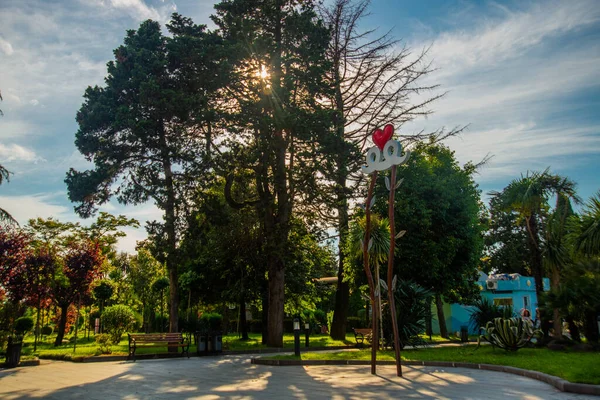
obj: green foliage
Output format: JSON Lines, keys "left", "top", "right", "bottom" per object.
{"left": 489, "top": 169, "right": 579, "bottom": 298}
{"left": 543, "top": 259, "right": 600, "bottom": 342}
{"left": 469, "top": 297, "right": 514, "bottom": 333}
{"left": 313, "top": 309, "right": 327, "bottom": 325}
{"left": 569, "top": 191, "right": 600, "bottom": 256}
{"left": 383, "top": 281, "right": 432, "bottom": 349}
{"left": 41, "top": 325, "right": 53, "bottom": 335}
{"left": 374, "top": 143, "right": 484, "bottom": 304}
{"left": 93, "top": 280, "right": 114, "bottom": 304}
{"left": 199, "top": 312, "right": 223, "bottom": 332}
{"left": 479, "top": 317, "right": 537, "bottom": 351}
{"left": 485, "top": 195, "right": 533, "bottom": 275}
{"left": 151, "top": 277, "right": 169, "bottom": 293}
{"left": 95, "top": 333, "right": 113, "bottom": 354}
{"left": 101, "top": 305, "right": 136, "bottom": 344}
{"left": 14, "top": 317, "right": 34, "bottom": 334}
{"left": 213, "top": 0, "right": 334, "bottom": 347}
{"left": 344, "top": 214, "right": 391, "bottom": 285}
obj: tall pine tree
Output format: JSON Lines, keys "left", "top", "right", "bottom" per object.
{"left": 213, "top": 0, "right": 333, "bottom": 346}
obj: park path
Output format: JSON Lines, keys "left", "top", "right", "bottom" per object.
{"left": 0, "top": 354, "right": 596, "bottom": 399}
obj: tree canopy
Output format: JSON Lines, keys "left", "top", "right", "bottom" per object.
{"left": 372, "top": 142, "right": 484, "bottom": 337}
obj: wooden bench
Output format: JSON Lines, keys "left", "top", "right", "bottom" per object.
{"left": 353, "top": 328, "right": 373, "bottom": 347}
{"left": 127, "top": 333, "right": 190, "bottom": 362}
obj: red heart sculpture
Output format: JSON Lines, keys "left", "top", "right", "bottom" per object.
{"left": 383, "top": 124, "right": 394, "bottom": 140}
{"left": 372, "top": 125, "right": 393, "bottom": 150}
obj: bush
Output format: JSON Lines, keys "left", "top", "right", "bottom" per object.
{"left": 479, "top": 317, "right": 538, "bottom": 351}
{"left": 95, "top": 333, "right": 112, "bottom": 354}
{"left": 469, "top": 297, "right": 514, "bottom": 333}
{"left": 101, "top": 305, "right": 136, "bottom": 344}
{"left": 0, "top": 330, "right": 9, "bottom": 352}
{"left": 313, "top": 309, "right": 327, "bottom": 325}
{"left": 14, "top": 317, "right": 34, "bottom": 334}
{"left": 248, "top": 319, "right": 262, "bottom": 333}
{"left": 382, "top": 280, "right": 432, "bottom": 349}
{"left": 41, "top": 325, "right": 54, "bottom": 336}
{"left": 199, "top": 313, "right": 223, "bottom": 333}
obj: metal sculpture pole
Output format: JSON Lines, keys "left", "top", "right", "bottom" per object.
{"left": 361, "top": 124, "right": 409, "bottom": 377}
{"left": 363, "top": 171, "right": 378, "bottom": 375}
{"left": 387, "top": 164, "right": 403, "bottom": 377}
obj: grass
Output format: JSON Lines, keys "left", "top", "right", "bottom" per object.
{"left": 224, "top": 333, "right": 353, "bottom": 351}
{"left": 13, "top": 331, "right": 354, "bottom": 360}
{"left": 269, "top": 345, "right": 600, "bottom": 385}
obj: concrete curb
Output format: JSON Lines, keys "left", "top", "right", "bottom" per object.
{"left": 0, "top": 358, "right": 40, "bottom": 368}
{"left": 250, "top": 358, "right": 600, "bottom": 396}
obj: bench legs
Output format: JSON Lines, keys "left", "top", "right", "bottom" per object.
{"left": 128, "top": 344, "right": 137, "bottom": 362}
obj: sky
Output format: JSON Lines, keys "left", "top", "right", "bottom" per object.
{"left": 0, "top": 0, "right": 598, "bottom": 253}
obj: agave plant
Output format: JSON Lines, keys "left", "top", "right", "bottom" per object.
{"left": 479, "top": 317, "right": 538, "bottom": 351}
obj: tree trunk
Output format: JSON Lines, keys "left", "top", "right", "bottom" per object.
{"left": 159, "top": 123, "right": 179, "bottom": 336}
{"left": 526, "top": 216, "right": 545, "bottom": 303}
{"left": 330, "top": 176, "right": 350, "bottom": 339}
{"left": 330, "top": 53, "right": 351, "bottom": 340}
{"left": 54, "top": 304, "right": 69, "bottom": 346}
{"left": 239, "top": 296, "right": 248, "bottom": 340}
{"left": 526, "top": 215, "right": 549, "bottom": 339}
{"left": 266, "top": 256, "right": 285, "bottom": 347}
{"left": 425, "top": 298, "right": 433, "bottom": 338}
{"left": 435, "top": 293, "right": 448, "bottom": 339}
{"left": 551, "top": 268, "right": 562, "bottom": 338}
{"left": 261, "top": 280, "right": 269, "bottom": 345}
{"left": 34, "top": 298, "right": 41, "bottom": 352}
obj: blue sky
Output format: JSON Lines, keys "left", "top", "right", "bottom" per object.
{"left": 0, "top": 0, "right": 599, "bottom": 252}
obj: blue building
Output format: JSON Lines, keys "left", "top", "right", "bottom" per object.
{"left": 432, "top": 272, "right": 551, "bottom": 335}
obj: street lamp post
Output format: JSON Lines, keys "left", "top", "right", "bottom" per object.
{"left": 305, "top": 323, "right": 310, "bottom": 348}
{"left": 293, "top": 318, "right": 300, "bottom": 356}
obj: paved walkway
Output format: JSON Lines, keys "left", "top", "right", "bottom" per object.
{"left": 0, "top": 355, "right": 596, "bottom": 399}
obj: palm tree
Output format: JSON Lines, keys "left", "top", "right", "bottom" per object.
{"left": 0, "top": 164, "right": 18, "bottom": 226}
{"left": 490, "top": 169, "right": 579, "bottom": 337}
{"left": 569, "top": 191, "right": 600, "bottom": 256}
{"left": 348, "top": 214, "right": 390, "bottom": 344}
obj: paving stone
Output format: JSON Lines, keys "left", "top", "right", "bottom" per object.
{"left": 0, "top": 355, "right": 597, "bottom": 399}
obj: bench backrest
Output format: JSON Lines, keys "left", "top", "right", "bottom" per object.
{"left": 353, "top": 328, "right": 372, "bottom": 335}
{"left": 129, "top": 333, "right": 183, "bottom": 342}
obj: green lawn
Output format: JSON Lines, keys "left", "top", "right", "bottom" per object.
{"left": 269, "top": 345, "right": 600, "bottom": 385}
{"left": 224, "top": 332, "right": 353, "bottom": 350}
{"left": 14, "top": 331, "right": 354, "bottom": 360}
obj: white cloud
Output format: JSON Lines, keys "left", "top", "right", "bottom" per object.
{"left": 0, "top": 143, "right": 44, "bottom": 163}
{"left": 427, "top": 0, "right": 600, "bottom": 79}
{"left": 0, "top": 37, "right": 13, "bottom": 55}
{"left": 0, "top": 120, "right": 36, "bottom": 140}
{"left": 114, "top": 226, "right": 148, "bottom": 253}
{"left": 403, "top": 0, "right": 600, "bottom": 187}
{"left": 0, "top": 193, "right": 72, "bottom": 225}
{"left": 107, "top": 0, "right": 160, "bottom": 20}
{"left": 0, "top": 191, "right": 161, "bottom": 253}
{"left": 447, "top": 124, "right": 600, "bottom": 181}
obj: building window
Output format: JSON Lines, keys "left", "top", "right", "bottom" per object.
{"left": 493, "top": 298, "right": 513, "bottom": 306}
